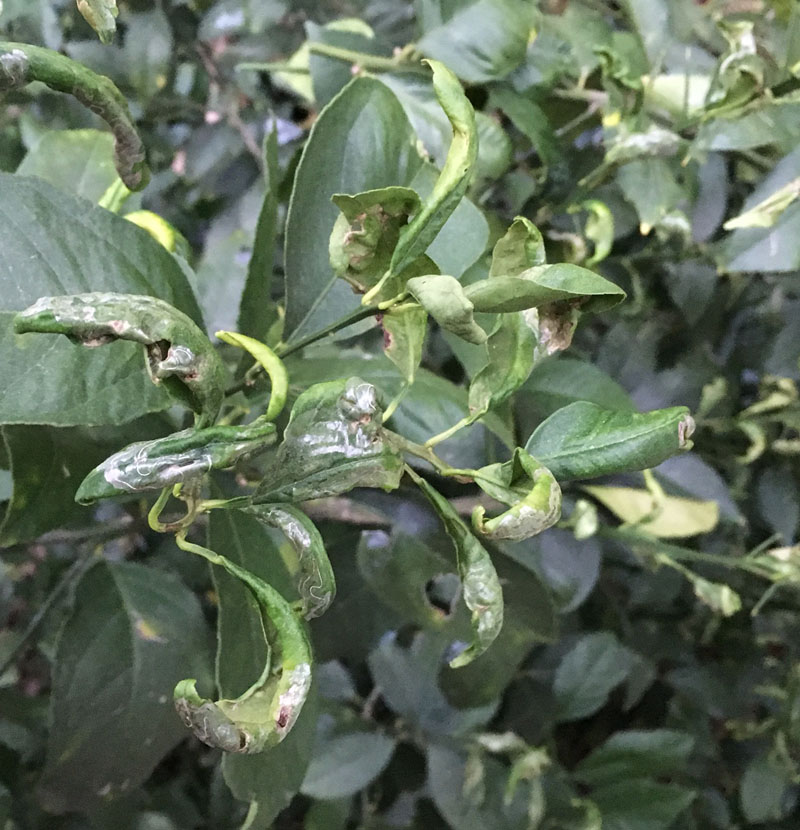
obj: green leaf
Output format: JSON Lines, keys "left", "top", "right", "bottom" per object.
{"left": 525, "top": 402, "right": 695, "bottom": 481}
{"left": 591, "top": 780, "right": 695, "bottom": 830}
{"left": 37, "top": 560, "right": 212, "bottom": 814}
{"left": 416, "top": 0, "right": 532, "bottom": 84}
{"left": 329, "top": 186, "right": 421, "bottom": 293}
{"left": 554, "top": 632, "right": 635, "bottom": 721}
{"left": 389, "top": 60, "right": 478, "bottom": 276}
{"left": 254, "top": 378, "right": 405, "bottom": 503}
{"left": 0, "top": 176, "right": 203, "bottom": 426}
{"left": 489, "top": 216, "right": 546, "bottom": 277}
{"left": 301, "top": 732, "right": 396, "bottom": 799}
{"left": 406, "top": 274, "right": 487, "bottom": 344}
{"left": 245, "top": 504, "right": 335, "bottom": 620}
{"left": 740, "top": 754, "right": 793, "bottom": 824}
{"left": 238, "top": 126, "right": 280, "bottom": 340}
{"left": 692, "top": 99, "right": 800, "bottom": 154}
{"left": 464, "top": 263, "right": 626, "bottom": 314}
{"left": 408, "top": 468, "right": 504, "bottom": 667}
{"left": 488, "top": 86, "right": 559, "bottom": 166}
{"left": 368, "top": 632, "right": 496, "bottom": 736}
{"left": 76, "top": 0, "right": 118, "bottom": 44}
{"left": 15, "top": 129, "right": 119, "bottom": 202}
{"left": 124, "top": 8, "right": 173, "bottom": 102}
{"left": 210, "top": 509, "right": 317, "bottom": 826}
{"left": 471, "top": 448, "right": 562, "bottom": 542}
{"left": 574, "top": 729, "right": 695, "bottom": 787}
{"left": 283, "top": 77, "right": 421, "bottom": 342}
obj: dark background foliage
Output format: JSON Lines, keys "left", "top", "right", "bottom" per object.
{"left": 1, "top": 0, "right": 800, "bottom": 827}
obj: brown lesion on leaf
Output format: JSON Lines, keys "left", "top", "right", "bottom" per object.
{"left": 538, "top": 299, "right": 582, "bottom": 354}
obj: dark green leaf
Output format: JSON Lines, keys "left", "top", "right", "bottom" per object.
{"left": 37, "top": 560, "right": 212, "bottom": 813}
{"left": 590, "top": 780, "right": 696, "bottom": 830}
{"left": 301, "top": 732, "right": 396, "bottom": 799}
{"left": 554, "top": 632, "right": 635, "bottom": 722}
{"left": 283, "top": 77, "right": 421, "bottom": 342}
{"left": 525, "top": 402, "right": 695, "bottom": 481}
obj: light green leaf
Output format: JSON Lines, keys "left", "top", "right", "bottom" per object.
{"left": 583, "top": 485, "right": 719, "bottom": 538}
{"left": 692, "top": 98, "right": 800, "bottom": 154}
{"left": 554, "top": 632, "right": 634, "bottom": 722}
{"left": 16, "top": 129, "right": 118, "bottom": 202}
{"left": 0, "top": 176, "right": 203, "bottom": 426}
{"left": 489, "top": 216, "right": 546, "bottom": 277}
{"left": 740, "top": 754, "right": 793, "bottom": 824}
{"left": 471, "top": 448, "right": 561, "bottom": 542}
{"left": 406, "top": 274, "right": 487, "bottom": 344}
{"left": 301, "top": 732, "right": 396, "bottom": 799}
{"left": 329, "top": 186, "right": 421, "bottom": 293}
{"left": 574, "top": 729, "right": 695, "bottom": 787}
{"left": 254, "top": 378, "right": 405, "bottom": 503}
{"left": 76, "top": 0, "right": 118, "bottom": 44}
{"left": 389, "top": 60, "right": 478, "bottom": 276}
{"left": 37, "top": 560, "right": 212, "bottom": 813}
{"left": 465, "top": 263, "right": 626, "bottom": 314}
{"left": 408, "top": 468, "right": 504, "bottom": 667}
{"left": 723, "top": 176, "right": 800, "bottom": 229}
{"left": 382, "top": 303, "right": 428, "bottom": 388}
{"left": 283, "top": 77, "right": 421, "bottom": 342}
{"left": 417, "top": 0, "right": 532, "bottom": 84}
{"left": 525, "top": 402, "right": 695, "bottom": 481}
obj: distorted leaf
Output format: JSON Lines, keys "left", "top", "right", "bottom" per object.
{"left": 472, "top": 448, "right": 562, "bottom": 542}
{"left": 406, "top": 274, "right": 487, "bottom": 344}
{"left": 254, "top": 378, "right": 405, "bottom": 503}
{"left": 76, "top": 0, "right": 118, "bottom": 44}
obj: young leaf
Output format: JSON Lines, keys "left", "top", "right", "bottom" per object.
{"left": 471, "top": 448, "right": 562, "bottom": 542}
{"left": 174, "top": 540, "right": 313, "bottom": 754}
{"left": 525, "top": 402, "right": 696, "bottom": 481}
{"left": 329, "top": 187, "right": 421, "bottom": 293}
{"left": 406, "top": 274, "right": 487, "bottom": 344}
{"left": 254, "top": 378, "right": 405, "bottom": 503}
{"left": 407, "top": 467, "right": 504, "bottom": 667}
{"left": 389, "top": 61, "right": 478, "bottom": 276}
{"left": 75, "top": 420, "right": 277, "bottom": 505}
{"left": 0, "top": 42, "right": 148, "bottom": 189}
{"left": 246, "top": 504, "right": 336, "bottom": 620}
{"left": 489, "top": 216, "right": 547, "bottom": 276}
{"left": 464, "top": 263, "right": 626, "bottom": 314}
{"left": 382, "top": 304, "right": 428, "bottom": 388}
{"left": 14, "top": 293, "right": 227, "bottom": 428}
{"left": 76, "top": 0, "right": 119, "bottom": 44}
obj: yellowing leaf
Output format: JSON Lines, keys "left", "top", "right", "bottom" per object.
{"left": 583, "top": 485, "right": 719, "bottom": 538}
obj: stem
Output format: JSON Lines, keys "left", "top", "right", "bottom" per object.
{"left": 224, "top": 304, "right": 382, "bottom": 397}
{"left": 425, "top": 413, "right": 479, "bottom": 448}
{"left": 236, "top": 62, "right": 310, "bottom": 74}
{"left": 307, "top": 43, "right": 424, "bottom": 73}
{"left": 0, "top": 552, "right": 94, "bottom": 678}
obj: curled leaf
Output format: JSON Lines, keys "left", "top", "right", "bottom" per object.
{"left": 75, "top": 421, "right": 277, "bottom": 505}
{"left": 124, "top": 210, "right": 189, "bottom": 257}
{"left": 174, "top": 543, "right": 312, "bottom": 753}
{"left": 0, "top": 42, "right": 149, "bottom": 189}
{"left": 246, "top": 504, "right": 335, "bottom": 619}
{"left": 76, "top": 0, "right": 118, "bottom": 45}
{"left": 472, "top": 449, "right": 562, "bottom": 542}
{"left": 406, "top": 274, "right": 487, "bottom": 344}
{"left": 14, "top": 293, "right": 226, "bottom": 427}
{"left": 407, "top": 467, "right": 503, "bottom": 667}
{"left": 389, "top": 60, "right": 478, "bottom": 276}
{"left": 329, "top": 187, "right": 421, "bottom": 293}
{"left": 215, "top": 330, "right": 288, "bottom": 421}
{"left": 254, "top": 378, "right": 405, "bottom": 503}
{"left": 525, "top": 402, "right": 695, "bottom": 481}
